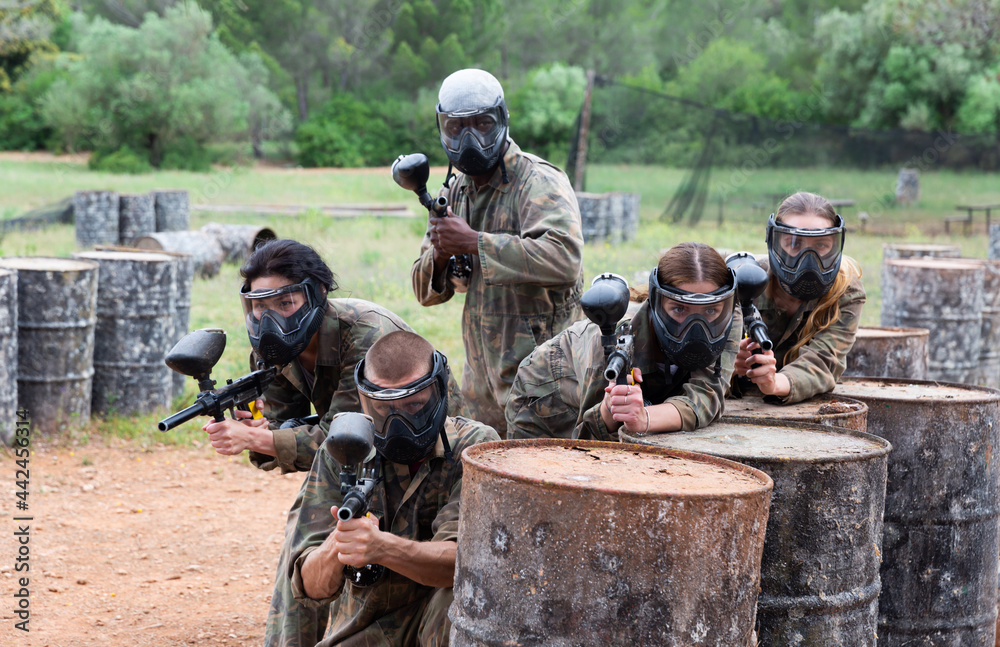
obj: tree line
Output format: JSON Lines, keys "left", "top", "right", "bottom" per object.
{"left": 0, "top": 0, "right": 996, "bottom": 172}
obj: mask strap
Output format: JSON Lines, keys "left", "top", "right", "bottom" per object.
{"left": 499, "top": 156, "right": 509, "bottom": 184}
{"left": 714, "top": 356, "right": 722, "bottom": 379}
{"left": 440, "top": 425, "right": 453, "bottom": 461}
{"left": 443, "top": 162, "right": 456, "bottom": 189}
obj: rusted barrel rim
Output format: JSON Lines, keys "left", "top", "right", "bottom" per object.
{"left": 720, "top": 392, "right": 869, "bottom": 423}
{"left": 840, "top": 377, "right": 1000, "bottom": 403}
{"left": 624, "top": 418, "right": 891, "bottom": 465}
{"left": 856, "top": 326, "right": 930, "bottom": 337}
{"left": 461, "top": 438, "right": 773, "bottom": 500}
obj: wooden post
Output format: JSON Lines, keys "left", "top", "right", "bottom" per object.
{"left": 573, "top": 69, "right": 596, "bottom": 192}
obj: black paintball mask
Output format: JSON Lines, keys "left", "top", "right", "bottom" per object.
{"left": 436, "top": 69, "right": 510, "bottom": 178}
{"left": 355, "top": 352, "right": 451, "bottom": 465}
{"left": 240, "top": 277, "right": 326, "bottom": 367}
{"left": 648, "top": 267, "right": 737, "bottom": 373}
{"left": 766, "top": 213, "right": 846, "bottom": 301}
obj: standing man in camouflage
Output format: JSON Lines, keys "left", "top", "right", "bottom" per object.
{"left": 411, "top": 68, "right": 585, "bottom": 437}
{"left": 286, "top": 331, "right": 499, "bottom": 645}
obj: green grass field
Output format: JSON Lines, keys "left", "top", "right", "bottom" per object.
{"left": 1, "top": 157, "right": 997, "bottom": 446}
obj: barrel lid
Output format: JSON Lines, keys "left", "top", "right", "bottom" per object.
{"left": 883, "top": 243, "right": 961, "bottom": 253}
{"left": 73, "top": 250, "right": 174, "bottom": 263}
{"left": 624, "top": 419, "right": 890, "bottom": 463}
{"left": 0, "top": 256, "right": 100, "bottom": 272}
{"left": 836, "top": 377, "right": 1000, "bottom": 403}
{"left": 855, "top": 326, "right": 929, "bottom": 338}
{"left": 463, "top": 439, "right": 772, "bottom": 497}
{"left": 884, "top": 257, "right": 985, "bottom": 271}
{"left": 722, "top": 392, "right": 866, "bottom": 421}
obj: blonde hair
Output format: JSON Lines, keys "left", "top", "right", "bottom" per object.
{"left": 769, "top": 192, "right": 860, "bottom": 361}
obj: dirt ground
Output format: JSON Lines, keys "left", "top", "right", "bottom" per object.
{"left": 0, "top": 438, "right": 306, "bottom": 647}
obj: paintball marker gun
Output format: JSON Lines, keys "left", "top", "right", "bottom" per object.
{"left": 391, "top": 153, "right": 473, "bottom": 286}
{"left": 325, "top": 412, "right": 385, "bottom": 587}
{"left": 725, "top": 252, "right": 773, "bottom": 362}
{"left": 157, "top": 328, "right": 278, "bottom": 432}
{"left": 581, "top": 273, "right": 635, "bottom": 385}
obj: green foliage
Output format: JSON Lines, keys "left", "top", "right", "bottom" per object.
{"left": 88, "top": 145, "right": 153, "bottom": 174}
{"left": 507, "top": 63, "right": 586, "bottom": 162}
{"left": 296, "top": 91, "right": 443, "bottom": 168}
{"left": 0, "top": 0, "right": 65, "bottom": 86}
{"left": 0, "top": 54, "right": 67, "bottom": 150}
{"left": 41, "top": 3, "right": 287, "bottom": 170}
{"left": 956, "top": 69, "right": 1000, "bottom": 134}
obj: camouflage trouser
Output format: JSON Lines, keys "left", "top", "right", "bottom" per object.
{"left": 315, "top": 587, "right": 454, "bottom": 647}
{"left": 265, "top": 509, "right": 330, "bottom": 647}
{"left": 417, "top": 587, "right": 453, "bottom": 647}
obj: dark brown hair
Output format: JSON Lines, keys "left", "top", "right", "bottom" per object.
{"left": 775, "top": 191, "right": 837, "bottom": 226}
{"left": 364, "top": 331, "right": 434, "bottom": 384}
{"left": 240, "top": 239, "right": 337, "bottom": 293}
{"left": 630, "top": 242, "right": 730, "bottom": 300}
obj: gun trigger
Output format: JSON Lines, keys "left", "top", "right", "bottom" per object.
{"left": 248, "top": 400, "right": 263, "bottom": 419}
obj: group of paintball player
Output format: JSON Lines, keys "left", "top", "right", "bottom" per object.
{"left": 180, "top": 68, "right": 864, "bottom": 647}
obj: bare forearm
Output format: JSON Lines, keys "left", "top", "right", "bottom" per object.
{"left": 377, "top": 536, "right": 456, "bottom": 588}
{"left": 647, "top": 402, "right": 682, "bottom": 432}
{"left": 248, "top": 427, "right": 276, "bottom": 456}
{"left": 301, "top": 544, "right": 346, "bottom": 600}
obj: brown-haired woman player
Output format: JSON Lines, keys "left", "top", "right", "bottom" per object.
{"left": 733, "top": 191, "right": 866, "bottom": 403}
{"left": 506, "top": 242, "right": 743, "bottom": 440}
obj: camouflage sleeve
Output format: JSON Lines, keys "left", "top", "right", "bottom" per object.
{"left": 288, "top": 447, "right": 347, "bottom": 607}
{"left": 505, "top": 322, "right": 615, "bottom": 442}
{"left": 431, "top": 419, "right": 501, "bottom": 542}
{"left": 779, "top": 277, "right": 866, "bottom": 404}
{"left": 249, "top": 355, "right": 314, "bottom": 472}
{"left": 478, "top": 168, "right": 583, "bottom": 287}
{"left": 411, "top": 231, "right": 455, "bottom": 306}
{"left": 668, "top": 307, "right": 744, "bottom": 431}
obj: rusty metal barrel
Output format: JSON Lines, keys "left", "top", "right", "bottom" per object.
{"left": 118, "top": 193, "right": 155, "bottom": 246}
{"left": 0, "top": 258, "right": 99, "bottom": 434}
{"left": 452, "top": 439, "right": 773, "bottom": 646}
{"left": 0, "top": 269, "right": 17, "bottom": 446}
{"left": 881, "top": 243, "right": 962, "bottom": 261}
{"left": 834, "top": 378, "right": 1000, "bottom": 646}
{"left": 153, "top": 189, "right": 190, "bottom": 232}
{"left": 74, "top": 190, "right": 120, "bottom": 247}
{"left": 881, "top": 258, "right": 984, "bottom": 383}
{"left": 72, "top": 251, "right": 175, "bottom": 416}
{"left": 135, "top": 231, "right": 224, "bottom": 278}
{"left": 844, "top": 326, "right": 929, "bottom": 379}
{"left": 624, "top": 420, "right": 890, "bottom": 646}
{"left": 721, "top": 391, "right": 869, "bottom": 432}
{"left": 974, "top": 259, "right": 1000, "bottom": 389}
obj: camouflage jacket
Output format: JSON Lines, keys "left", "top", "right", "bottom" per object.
{"left": 250, "top": 298, "right": 412, "bottom": 473}
{"left": 410, "top": 141, "right": 584, "bottom": 436}
{"left": 287, "top": 417, "right": 500, "bottom": 646}
{"left": 506, "top": 301, "right": 743, "bottom": 440}
{"left": 756, "top": 257, "right": 866, "bottom": 404}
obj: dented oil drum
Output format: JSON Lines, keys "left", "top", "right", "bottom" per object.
{"left": 0, "top": 258, "right": 99, "bottom": 434}
{"left": 974, "top": 259, "right": 1000, "bottom": 389}
{"left": 73, "top": 251, "right": 175, "bottom": 416}
{"left": 452, "top": 439, "right": 773, "bottom": 646}
{"left": 834, "top": 378, "right": 1000, "bottom": 646}
{"left": 881, "top": 258, "right": 984, "bottom": 383}
{"left": 0, "top": 269, "right": 17, "bottom": 446}
{"left": 199, "top": 222, "right": 276, "bottom": 264}
{"left": 721, "top": 391, "right": 869, "bottom": 432}
{"left": 624, "top": 419, "right": 890, "bottom": 646}
{"left": 844, "top": 327, "right": 929, "bottom": 380}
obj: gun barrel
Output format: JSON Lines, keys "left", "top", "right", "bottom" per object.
{"left": 157, "top": 400, "right": 210, "bottom": 432}
{"left": 751, "top": 325, "right": 773, "bottom": 352}
{"left": 338, "top": 492, "right": 367, "bottom": 521}
{"left": 605, "top": 355, "right": 627, "bottom": 383}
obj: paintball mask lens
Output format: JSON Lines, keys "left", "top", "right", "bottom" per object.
{"left": 240, "top": 280, "right": 316, "bottom": 337}
{"left": 355, "top": 352, "right": 449, "bottom": 450}
{"left": 768, "top": 215, "right": 846, "bottom": 274}
{"left": 655, "top": 287, "right": 736, "bottom": 344}
{"left": 436, "top": 105, "right": 506, "bottom": 155}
